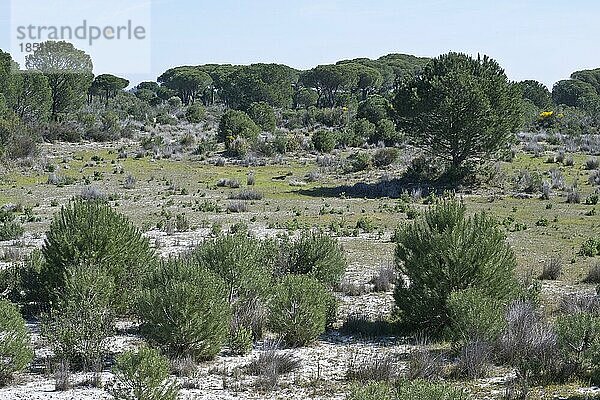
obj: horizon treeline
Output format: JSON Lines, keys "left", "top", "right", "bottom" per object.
{"left": 2, "top": 40, "right": 600, "bottom": 161}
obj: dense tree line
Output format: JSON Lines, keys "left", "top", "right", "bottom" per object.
{"left": 2, "top": 40, "right": 600, "bottom": 181}
{"left": 149, "top": 54, "right": 428, "bottom": 111}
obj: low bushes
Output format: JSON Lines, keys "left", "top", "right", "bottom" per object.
{"left": 268, "top": 275, "right": 335, "bottom": 346}
{"left": 0, "top": 209, "right": 24, "bottom": 241}
{"left": 312, "top": 130, "right": 337, "bottom": 153}
{"left": 247, "top": 101, "right": 276, "bottom": 133}
{"left": 499, "top": 300, "right": 558, "bottom": 384}
{"left": 282, "top": 230, "right": 347, "bottom": 289}
{"left": 41, "top": 264, "right": 115, "bottom": 372}
{"left": 555, "top": 312, "right": 600, "bottom": 382}
{"left": 137, "top": 257, "right": 230, "bottom": 361}
{"left": 229, "top": 189, "right": 263, "bottom": 201}
{"left": 42, "top": 200, "right": 156, "bottom": 311}
{"left": 185, "top": 104, "right": 205, "bottom": 123}
{"left": 245, "top": 340, "right": 301, "bottom": 390}
{"left": 192, "top": 233, "right": 275, "bottom": 304}
{"left": 0, "top": 299, "right": 33, "bottom": 386}
{"left": 348, "top": 381, "right": 470, "bottom": 400}
{"left": 447, "top": 288, "right": 506, "bottom": 343}
{"left": 394, "top": 199, "right": 519, "bottom": 334}
{"left": 108, "top": 347, "right": 179, "bottom": 400}
{"left": 373, "top": 147, "right": 399, "bottom": 167}
{"left": 346, "top": 354, "right": 396, "bottom": 383}
{"left": 218, "top": 109, "right": 260, "bottom": 145}
{"left": 580, "top": 237, "right": 600, "bottom": 257}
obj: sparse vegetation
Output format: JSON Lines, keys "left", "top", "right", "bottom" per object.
{"left": 2, "top": 18, "right": 600, "bottom": 400}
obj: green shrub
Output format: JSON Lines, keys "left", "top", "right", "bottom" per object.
{"left": 218, "top": 109, "right": 260, "bottom": 144}
{"left": 41, "top": 264, "right": 115, "bottom": 371}
{"left": 372, "top": 119, "right": 401, "bottom": 146}
{"left": 347, "top": 382, "right": 394, "bottom": 400}
{"left": 0, "top": 209, "right": 24, "bottom": 241}
{"left": 580, "top": 237, "right": 600, "bottom": 257}
{"left": 137, "top": 257, "right": 230, "bottom": 361}
{"left": 247, "top": 101, "right": 276, "bottom": 132}
{"left": 228, "top": 325, "right": 253, "bottom": 355}
{"left": 447, "top": 288, "right": 506, "bottom": 343}
{"left": 346, "top": 152, "right": 371, "bottom": 172}
{"left": 272, "top": 131, "right": 300, "bottom": 154}
{"left": 0, "top": 221, "right": 24, "bottom": 241}
{"left": 269, "top": 275, "right": 334, "bottom": 346}
{"left": 193, "top": 137, "right": 217, "bottom": 156}
{"left": 312, "top": 130, "right": 337, "bottom": 153}
{"left": 192, "top": 233, "right": 274, "bottom": 304}
{"left": 394, "top": 199, "right": 518, "bottom": 334}
{"left": 347, "top": 380, "right": 470, "bottom": 400}
{"left": 283, "top": 230, "right": 346, "bottom": 289}
{"left": 357, "top": 95, "right": 392, "bottom": 125}
{"left": 350, "top": 118, "right": 376, "bottom": 146}
{"left": 395, "top": 380, "right": 471, "bottom": 400}
{"left": 555, "top": 312, "right": 600, "bottom": 379}
{"left": 185, "top": 103, "right": 205, "bottom": 123}
{"left": 227, "top": 136, "right": 250, "bottom": 158}
{"left": 373, "top": 147, "right": 399, "bottom": 167}
{"left": 42, "top": 200, "right": 156, "bottom": 310}
{"left": 108, "top": 347, "right": 178, "bottom": 400}
{"left": 4, "top": 249, "right": 44, "bottom": 308}
{"left": 0, "top": 299, "right": 33, "bottom": 386}
{"left": 155, "top": 113, "right": 177, "bottom": 125}
{"left": 314, "top": 107, "right": 344, "bottom": 127}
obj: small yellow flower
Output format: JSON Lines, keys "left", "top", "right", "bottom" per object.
{"left": 539, "top": 111, "right": 554, "bottom": 119}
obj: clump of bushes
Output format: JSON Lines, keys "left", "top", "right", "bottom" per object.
{"left": 229, "top": 189, "right": 263, "bottom": 201}
{"left": 373, "top": 147, "right": 399, "bottom": 167}
{"left": 312, "top": 130, "right": 337, "bottom": 153}
{"left": 268, "top": 275, "right": 335, "bottom": 346}
{"left": 226, "top": 200, "right": 248, "bottom": 213}
{"left": 216, "top": 178, "right": 240, "bottom": 188}
{"left": 42, "top": 200, "right": 156, "bottom": 310}
{"left": 580, "top": 237, "right": 600, "bottom": 257}
{"left": 246, "top": 340, "right": 301, "bottom": 390}
{"left": 108, "top": 347, "right": 179, "bottom": 400}
{"left": 584, "top": 157, "right": 599, "bottom": 170}
{"left": 498, "top": 300, "right": 558, "bottom": 385}
{"left": 345, "top": 152, "right": 371, "bottom": 172}
{"left": 192, "top": 233, "right": 274, "bottom": 304}
{"left": 218, "top": 110, "right": 260, "bottom": 146}
{"left": 555, "top": 312, "right": 600, "bottom": 382}
{"left": 282, "top": 230, "right": 347, "bottom": 289}
{"left": 137, "top": 257, "right": 230, "bottom": 361}
{"left": 247, "top": 101, "right": 276, "bottom": 133}
{"left": 0, "top": 299, "right": 33, "bottom": 386}
{"left": 0, "top": 209, "right": 24, "bottom": 241}
{"left": 539, "top": 257, "right": 562, "bottom": 280}
{"left": 583, "top": 262, "right": 600, "bottom": 284}
{"left": 185, "top": 103, "right": 205, "bottom": 123}
{"left": 394, "top": 199, "right": 518, "bottom": 334}
{"left": 447, "top": 288, "right": 506, "bottom": 344}
{"left": 346, "top": 354, "right": 396, "bottom": 383}
{"left": 348, "top": 380, "right": 470, "bottom": 400}
{"left": 42, "top": 264, "right": 115, "bottom": 372}
{"left": 349, "top": 119, "right": 375, "bottom": 146}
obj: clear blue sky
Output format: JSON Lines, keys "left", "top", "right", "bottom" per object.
{"left": 2, "top": 0, "right": 600, "bottom": 88}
